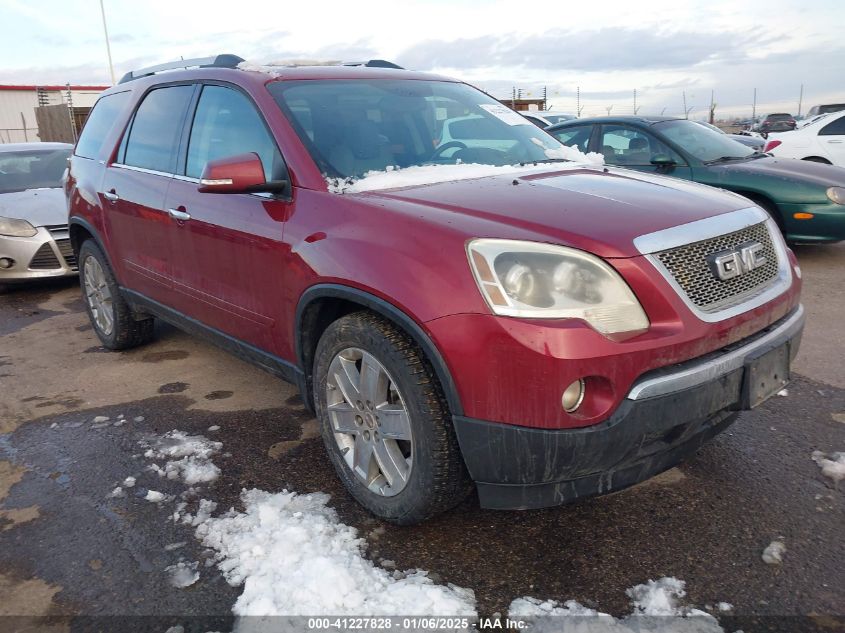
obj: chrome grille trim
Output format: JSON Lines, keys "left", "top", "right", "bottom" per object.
{"left": 655, "top": 222, "right": 779, "bottom": 312}
{"left": 635, "top": 208, "right": 792, "bottom": 323}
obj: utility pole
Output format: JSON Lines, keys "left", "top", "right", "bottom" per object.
{"left": 709, "top": 90, "right": 715, "bottom": 124}
{"left": 633, "top": 89, "right": 638, "bottom": 115}
{"left": 99, "top": 0, "right": 116, "bottom": 84}
{"left": 797, "top": 84, "right": 804, "bottom": 117}
{"left": 576, "top": 86, "right": 581, "bottom": 117}
{"left": 605, "top": 104, "right": 614, "bottom": 116}
{"left": 542, "top": 86, "right": 547, "bottom": 111}
{"left": 683, "top": 91, "right": 688, "bottom": 119}
{"left": 752, "top": 88, "right": 757, "bottom": 121}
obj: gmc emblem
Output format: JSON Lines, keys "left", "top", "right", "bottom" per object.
{"left": 707, "top": 241, "right": 767, "bottom": 281}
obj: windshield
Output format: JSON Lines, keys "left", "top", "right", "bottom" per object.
{"left": 0, "top": 148, "right": 71, "bottom": 194}
{"left": 654, "top": 120, "right": 755, "bottom": 162}
{"left": 268, "top": 79, "right": 572, "bottom": 179}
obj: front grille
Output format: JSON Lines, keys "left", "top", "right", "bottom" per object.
{"left": 56, "top": 239, "right": 77, "bottom": 270}
{"left": 654, "top": 221, "right": 780, "bottom": 313}
{"left": 29, "top": 243, "right": 61, "bottom": 270}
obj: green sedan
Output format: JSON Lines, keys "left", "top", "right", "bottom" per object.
{"left": 547, "top": 116, "right": 845, "bottom": 243}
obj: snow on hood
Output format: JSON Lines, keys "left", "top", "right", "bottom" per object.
{"left": 0, "top": 187, "right": 67, "bottom": 227}
{"left": 327, "top": 153, "right": 604, "bottom": 194}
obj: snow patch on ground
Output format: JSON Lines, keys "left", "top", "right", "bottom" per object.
{"left": 166, "top": 560, "right": 200, "bottom": 588}
{"left": 142, "top": 431, "right": 222, "bottom": 485}
{"left": 811, "top": 450, "right": 845, "bottom": 484}
{"left": 193, "top": 488, "right": 477, "bottom": 617}
{"left": 509, "top": 577, "right": 724, "bottom": 632}
{"left": 762, "top": 540, "right": 786, "bottom": 565}
{"left": 327, "top": 159, "right": 602, "bottom": 194}
{"left": 145, "top": 490, "right": 166, "bottom": 502}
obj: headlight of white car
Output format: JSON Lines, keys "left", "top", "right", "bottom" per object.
{"left": 0, "top": 216, "right": 38, "bottom": 237}
{"left": 827, "top": 187, "right": 845, "bottom": 205}
{"left": 467, "top": 239, "right": 650, "bottom": 336}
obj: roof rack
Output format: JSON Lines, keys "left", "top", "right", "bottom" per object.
{"left": 342, "top": 60, "right": 404, "bottom": 69}
{"left": 118, "top": 54, "right": 245, "bottom": 84}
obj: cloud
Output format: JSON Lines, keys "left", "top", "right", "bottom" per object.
{"left": 398, "top": 27, "right": 764, "bottom": 72}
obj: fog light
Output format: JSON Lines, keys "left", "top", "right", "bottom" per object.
{"left": 562, "top": 379, "right": 585, "bottom": 413}
{"left": 0, "top": 257, "right": 14, "bottom": 269}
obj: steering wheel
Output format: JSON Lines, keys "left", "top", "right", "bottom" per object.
{"left": 430, "top": 141, "right": 468, "bottom": 160}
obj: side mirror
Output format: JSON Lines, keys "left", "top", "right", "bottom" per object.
{"left": 198, "top": 153, "right": 288, "bottom": 195}
{"left": 650, "top": 154, "right": 677, "bottom": 167}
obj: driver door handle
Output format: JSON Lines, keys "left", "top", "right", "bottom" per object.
{"left": 167, "top": 208, "right": 191, "bottom": 221}
{"left": 827, "top": 139, "right": 843, "bottom": 144}
{"left": 103, "top": 190, "right": 119, "bottom": 202}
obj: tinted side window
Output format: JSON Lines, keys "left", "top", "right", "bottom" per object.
{"left": 819, "top": 115, "right": 845, "bottom": 136}
{"left": 123, "top": 85, "right": 193, "bottom": 173}
{"left": 599, "top": 125, "right": 684, "bottom": 166}
{"left": 75, "top": 91, "right": 131, "bottom": 160}
{"left": 549, "top": 125, "right": 593, "bottom": 153}
{"left": 186, "top": 85, "right": 283, "bottom": 181}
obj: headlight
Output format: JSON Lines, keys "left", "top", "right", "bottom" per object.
{"left": 467, "top": 239, "right": 649, "bottom": 336}
{"left": 0, "top": 216, "right": 38, "bottom": 237}
{"left": 827, "top": 187, "right": 845, "bottom": 205}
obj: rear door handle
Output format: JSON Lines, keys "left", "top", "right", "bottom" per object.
{"left": 103, "top": 190, "right": 119, "bottom": 202}
{"left": 827, "top": 139, "right": 843, "bottom": 144}
{"left": 167, "top": 208, "right": 191, "bottom": 221}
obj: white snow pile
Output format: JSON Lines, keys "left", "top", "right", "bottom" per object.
{"left": 811, "top": 450, "right": 845, "bottom": 484}
{"left": 193, "top": 488, "right": 477, "bottom": 617}
{"left": 327, "top": 157, "right": 602, "bottom": 194}
{"left": 142, "top": 431, "right": 223, "bottom": 485}
{"left": 238, "top": 59, "right": 341, "bottom": 75}
{"left": 145, "top": 490, "right": 166, "bottom": 503}
{"left": 509, "top": 577, "right": 725, "bottom": 633}
{"left": 762, "top": 539, "right": 786, "bottom": 565}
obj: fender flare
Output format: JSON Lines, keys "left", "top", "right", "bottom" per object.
{"left": 69, "top": 217, "right": 118, "bottom": 276}
{"left": 295, "top": 284, "right": 464, "bottom": 417}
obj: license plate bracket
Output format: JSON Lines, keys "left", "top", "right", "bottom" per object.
{"left": 742, "top": 343, "right": 790, "bottom": 409}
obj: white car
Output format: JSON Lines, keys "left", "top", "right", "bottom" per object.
{"left": 0, "top": 142, "right": 76, "bottom": 286}
{"left": 765, "top": 111, "right": 845, "bottom": 166}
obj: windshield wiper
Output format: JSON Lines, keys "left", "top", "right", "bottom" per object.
{"left": 705, "top": 156, "right": 747, "bottom": 164}
{"left": 519, "top": 158, "right": 572, "bottom": 166}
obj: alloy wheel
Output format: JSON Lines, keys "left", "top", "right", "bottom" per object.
{"left": 325, "top": 347, "right": 413, "bottom": 496}
{"left": 83, "top": 256, "right": 114, "bottom": 336}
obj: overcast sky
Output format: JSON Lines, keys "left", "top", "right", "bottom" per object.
{"left": 1, "top": 0, "right": 842, "bottom": 119}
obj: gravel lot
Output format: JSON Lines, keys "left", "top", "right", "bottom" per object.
{"left": 0, "top": 243, "right": 843, "bottom": 631}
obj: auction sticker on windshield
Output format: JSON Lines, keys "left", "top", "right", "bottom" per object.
{"left": 479, "top": 103, "right": 532, "bottom": 126}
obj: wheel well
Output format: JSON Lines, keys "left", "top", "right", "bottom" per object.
{"left": 732, "top": 190, "right": 784, "bottom": 230}
{"left": 298, "top": 297, "right": 370, "bottom": 410}
{"left": 296, "top": 292, "right": 462, "bottom": 418}
{"left": 802, "top": 156, "right": 831, "bottom": 164}
{"left": 69, "top": 223, "right": 94, "bottom": 256}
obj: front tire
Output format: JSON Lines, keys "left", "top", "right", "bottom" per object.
{"left": 314, "top": 311, "right": 472, "bottom": 524}
{"left": 78, "top": 240, "right": 154, "bottom": 350}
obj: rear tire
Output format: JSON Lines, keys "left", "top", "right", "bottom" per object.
{"left": 313, "top": 311, "right": 472, "bottom": 524}
{"left": 78, "top": 240, "right": 154, "bottom": 350}
{"left": 802, "top": 156, "right": 832, "bottom": 164}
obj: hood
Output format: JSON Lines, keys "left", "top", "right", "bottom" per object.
{"left": 359, "top": 166, "right": 751, "bottom": 258}
{"left": 712, "top": 155, "right": 845, "bottom": 187}
{"left": 0, "top": 188, "right": 67, "bottom": 227}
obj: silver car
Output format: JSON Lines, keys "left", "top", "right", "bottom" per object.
{"left": 0, "top": 142, "right": 76, "bottom": 285}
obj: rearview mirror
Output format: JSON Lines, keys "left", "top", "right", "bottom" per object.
{"left": 650, "top": 154, "right": 677, "bottom": 167}
{"left": 198, "top": 153, "right": 288, "bottom": 195}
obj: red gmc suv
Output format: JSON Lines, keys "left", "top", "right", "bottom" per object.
{"left": 66, "top": 55, "right": 804, "bottom": 524}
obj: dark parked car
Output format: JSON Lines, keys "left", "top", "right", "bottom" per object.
{"left": 806, "top": 104, "right": 845, "bottom": 117}
{"left": 756, "top": 113, "right": 796, "bottom": 134}
{"left": 548, "top": 116, "right": 845, "bottom": 243}
{"left": 67, "top": 56, "right": 803, "bottom": 523}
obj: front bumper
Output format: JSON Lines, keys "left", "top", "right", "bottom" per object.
{"left": 0, "top": 226, "right": 78, "bottom": 282}
{"left": 453, "top": 305, "right": 804, "bottom": 510}
{"left": 780, "top": 201, "right": 845, "bottom": 243}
